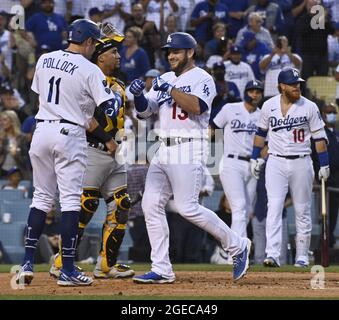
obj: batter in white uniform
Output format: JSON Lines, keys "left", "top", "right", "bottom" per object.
{"left": 250, "top": 68, "right": 330, "bottom": 267}
{"left": 129, "top": 32, "right": 251, "bottom": 283}
{"left": 16, "top": 19, "right": 119, "bottom": 286}
{"left": 213, "top": 80, "right": 263, "bottom": 238}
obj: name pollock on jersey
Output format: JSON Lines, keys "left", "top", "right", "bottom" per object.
{"left": 42, "top": 57, "right": 79, "bottom": 75}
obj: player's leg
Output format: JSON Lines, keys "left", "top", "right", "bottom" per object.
{"left": 54, "top": 125, "right": 92, "bottom": 286}
{"left": 264, "top": 156, "right": 289, "bottom": 266}
{"left": 289, "top": 157, "right": 314, "bottom": 267}
{"left": 133, "top": 161, "right": 174, "bottom": 283}
{"left": 220, "top": 159, "right": 249, "bottom": 237}
{"left": 94, "top": 167, "right": 134, "bottom": 279}
{"left": 169, "top": 163, "right": 250, "bottom": 280}
{"left": 17, "top": 124, "right": 57, "bottom": 285}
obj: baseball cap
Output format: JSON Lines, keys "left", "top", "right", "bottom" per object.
{"left": 0, "top": 81, "right": 14, "bottom": 94}
{"left": 40, "top": 44, "right": 51, "bottom": 52}
{"left": 145, "top": 69, "right": 161, "bottom": 78}
{"left": 241, "top": 31, "right": 256, "bottom": 46}
{"left": 7, "top": 167, "right": 20, "bottom": 177}
{"left": 278, "top": 67, "right": 305, "bottom": 84}
{"left": 212, "top": 61, "right": 225, "bottom": 70}
{"left": 230, "top": 45, "right": 241, "bottom": 54}
{"left": 245, "top": 79, "right": 264, "bottom": 92}
{"left": 89, "top": 7, "right": 103, "bottom": 16}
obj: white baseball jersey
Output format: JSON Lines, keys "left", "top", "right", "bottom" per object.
{"left": 32, "top": 50, "right": 113, "bottom": 128}
{"left": 258, "top": 95, "right": 325, "bottom": 155}
{"left": 213, "top": 102, "right": 261, "bottom": 157}
{"left": 262, "top": 53, "right": 301, "bottom": 97}
{"left": 144, "top": 67, "right": 216, "bottom": 138}
{"left": 224, "top": 61, "right": 255, "bottom": 99}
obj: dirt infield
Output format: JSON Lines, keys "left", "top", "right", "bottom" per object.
{"left": 1, "top": 271, "right": 339, "bottom": 298}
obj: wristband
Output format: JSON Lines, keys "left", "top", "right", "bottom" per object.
{"left": 318, "top": 151, "right": 329, "bottom": 167}
{"left": 251, "top": 146, "right": 262, "bottom": 160}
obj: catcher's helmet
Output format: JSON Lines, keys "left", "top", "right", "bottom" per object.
{"left": 67, "top": 19, "right": 103, "bottom": 44}
{"left": 278, "top": 67, "right": 304, "bottom": 84}
{"left": 162, "top": 32, "right": 197, "bottom": 50}
{"left": 245, "top": 80, "right": 264, "bottom": 92}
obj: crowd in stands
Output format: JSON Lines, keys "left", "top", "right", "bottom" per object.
{"left": 1, "top": 0, "right": 339, "bottom": 264}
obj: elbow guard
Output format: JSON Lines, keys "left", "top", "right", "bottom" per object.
{"left": 311, "top": 128, "right": 328, "bottom": 144}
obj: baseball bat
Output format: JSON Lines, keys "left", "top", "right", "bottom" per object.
{"left": 321, "top": 178, "right": 329, "bottom": 267}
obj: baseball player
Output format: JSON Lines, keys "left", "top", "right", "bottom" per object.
{"left": 16, "top": 19, "right": 120, "bottom": 286}
{"left": 129, "top": 32, "right": 251, "bottom": 283}
{"left": 250, "top": 67, "right": 330, "bottom": 267}
{"left": 49, "top": 23, "right": 135, "bottom": 279}
{"left": 212, "top": 80, "right": 264, "bottom": 238}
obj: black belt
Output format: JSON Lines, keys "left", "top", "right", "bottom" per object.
{"left": 37, "top": 119, "right": 78, "bottom": 126}
{"left": 159, "top": 137, "right": 196, "bottom": 146}
{"left": 227, "top": 154, "right": 250, "bottom": 162}
{"left": 274, "top": 154, "right": 308, "bottom": 160}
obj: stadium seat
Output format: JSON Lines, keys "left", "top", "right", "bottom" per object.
{"left": 306, "top": 76, "right": 337, "bottom": 104}
{"left": 0, "top": 189, "right": 25, "bottom": 201}
{"left": 0, "top": 199, "right": 31, "bottom": 223}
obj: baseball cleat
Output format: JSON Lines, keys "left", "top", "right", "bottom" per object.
{"left": 16, "top": 261, "right": 34, "bottom": 285}
{"left": 263, "top": 257, "right": 280, "bottom": 267}
{"left": 93, "top": 263, "right": 135, "bottom": 279}
{"left": 133, "top": 271, "right": 175, "bottom": 284}
{"left": 57, "top": 269, "right": 93, "bottom": 286}
{"left": 232, "top": 239, "right": 251, "bottom": 281}
{"left": 49, "top": 253, "right": 84, "bottom": 278}
{"left": 294, "top": 260, "right": 309, "bottom": 268}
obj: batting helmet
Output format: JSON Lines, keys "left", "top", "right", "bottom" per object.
{"left": 162, "top": 32, "right": 197, "bottom": 50}
{"left": 67, "top": 19, "right": 103, "bottom": 44}
{"left": 245, "top": 80, "right": 264, "bottom": 92}
{"left": 278, "top": 67, "right": 304, "bottom": 84}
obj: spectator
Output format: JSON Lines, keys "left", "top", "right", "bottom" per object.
{"left": 88, "top": 7, "right": 104, "bottom": 23}
{"left": 311, "top": 103, "right": 339, "bottom": 248}
{"left": 273, "top": 0, "right": 296, "bottom": 44}
{"left": 328, "top": 22, "right": 339, "bottom": 69}
{"left": 142, "top": 0, "right": 179, "bottom": 31}
{"left": 223, "top": 0, "right": 249, "bottom": 40}
{"left": 124, "top": 3, "right": 161, "bottom": 68}
{"left": 177, "top": 0, "right": 199, "bottom": 32}
{"left": 296, "top": 0, "right": 335, "bottom": 80}
{"left": 21, "top": 0, "right": 41, "bottom": 21}
{"left": 120, "top": 26, "right": 151, "bottom": 84}
{"left": 1, "top": 166, "right": 29, "bottom": 198}
{"left": 240, "top": 31, "right": 271, "bottom": 80}
{"left": 160, "top": 13, "right": 178, "bottom": 44}
{"left": 323, "top": 0, "right": 339, "bottom": 24}
{"left": 0, "top": 110, "right": 31, "bottom": 179}
{"left": 224, "top": 45, "right": 255, "bottom": 99}
{"left": 235, "top": 11, "right": 274, "bottom": 50}
{"left": 210, "top": 61, "right": 241, "bottom": 123}
{"left": 204, "top": 22, "right": 227, "bottom": 58}
{"left": 246, "top": 0, "right": 285, "bottom": 35}
{"left": 69, "top": 0, "right": 85, "bottom": 22}
{"left": 34, "top": 207, "right": 61, "bottom": 263}
{"left": 0, "top": 11, "right": 14, "bottom": 80}
{"left": 260, "top": 35, "right": 302, "bottom": 98}
{"left": 190, "top": 0, "right": 229, "bottom": 45}
{"left": 25, "top": 0, "right": 68, "bottom": 55}
{"left": 205, "top": 36, "right": 230, "bottom": 70}
{"left": 127, "top": 162, "right": 151, "bottom": 262}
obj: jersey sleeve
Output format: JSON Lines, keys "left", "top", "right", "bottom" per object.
{"left": 213, "top": 105, "right": 229, "bottom": 128}
{"left": 192, "top": 74, "right": 217, "bottom": 109}
{"left": 87, "top": 66, "right": 115, "bottom": 106}
{"left": 31, "top": 55, "right": 43, "bottom": 94}
{"left": 309, "top": 102, "right": 325, "bottom": 132}
{"left": 257, "top": 102, "right": 269, "bottom": 130}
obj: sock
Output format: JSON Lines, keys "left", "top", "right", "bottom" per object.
{"left": 23, "top": 207, "right": 47, "bottom": 264}
{"left": 61, "top": 211, "right": 79, "bottom": 272}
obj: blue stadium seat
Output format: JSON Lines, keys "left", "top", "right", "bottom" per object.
{"left": 0, "top": 199, "right": 31, "bottom": 223}
{"left": 203, "top": 190, "right": 224, "bottom": 213}
{"left": 0, "top": 179, "right": 7, "bottom": 189}
{"left": 0, "top": 189, "right": 25, "bottom": 201}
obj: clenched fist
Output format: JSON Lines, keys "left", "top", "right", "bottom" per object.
{"left": 152, "top": 76, "right": 173, "bottom": 95}
{"left": 129, "top": 79, "right": 145, "bottom": 97}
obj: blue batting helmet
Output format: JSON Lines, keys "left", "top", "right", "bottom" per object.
{"left": 162, "top": 32, "right": 197, "bottom": 50}
{"left": 278, "top": 67, "right": 304, "bottom": 84}
{"left": 67, "top": 19, "right": 103, "bottom": 44}
{"left": 245, "top": 80, "right": 264, "bottom": 92}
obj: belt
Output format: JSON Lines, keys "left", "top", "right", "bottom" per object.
{"left": 37, "top": 119, "right": 78, "bottom": 126}
{"left": 159, "top": 137, "right": 196, "bottom": 146}
{"left": 227, "top": 154, "right": 250, "bottom": 162}
{"left": 87, "top": 141, "right": 107, "bottom": 151}
{"left": 274, "top": 154, "right": 308, "bottom": 160}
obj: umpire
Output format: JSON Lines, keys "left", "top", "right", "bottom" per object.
{"left": 50, "top": 23, "right": 134, "bottom": 279}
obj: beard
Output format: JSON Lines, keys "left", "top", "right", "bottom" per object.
{"left": 285, "top": 89, "right": 301, "bottom": 103}
{"left": 170, "top": 53, "right": 189, "bottom": 76}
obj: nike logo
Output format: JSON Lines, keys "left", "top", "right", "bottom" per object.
{"left": 271, "top": 109, "right": 277, "bottom": 111}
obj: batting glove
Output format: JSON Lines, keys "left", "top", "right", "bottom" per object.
{"left": 129, "top": 79, "right": 145, "bottom": 97}
{"left": 318, "top": 165, "right": 330, "bottom": 181}
{"left": 250, "top": 158, "right": 265, "bottom": 180}
{"left": 152, "top": 76, "right": 173, "bottom": 95}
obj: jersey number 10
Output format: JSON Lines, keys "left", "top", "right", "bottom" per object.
{"left": 293, "top": 128, "right": 305, "bottom": 143}
{"left": 47, "top": 76, "right": 61, "bottom": 104}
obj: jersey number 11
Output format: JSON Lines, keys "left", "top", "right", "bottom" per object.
{"left": 47, "top": 76, "right": 61, "bottom": 105}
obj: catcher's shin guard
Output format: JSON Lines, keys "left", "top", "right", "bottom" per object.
{"left": 79, "top": 188, "right": 100, "bottom": 230}
{"left": 99, "top": 187, "right": 131, "bottom": 272}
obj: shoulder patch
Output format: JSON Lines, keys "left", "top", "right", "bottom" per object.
{"left": 102, "top": 80, "right": 107, "bottom": 87}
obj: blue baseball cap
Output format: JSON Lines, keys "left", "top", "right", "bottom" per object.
{"left": 89, "top": 7, "right": 103, "bottom": 16}
{"left": 7, "top": 167, "right": 20, "bottom": 176}
{"left": 241, "top": 31, "right": 256, "bottom": 45}
{"left": 230, "top": 45, "right": 241, "bottom": 54}
{"left": 278, "top": 67, "right": 304, "bottom": 84}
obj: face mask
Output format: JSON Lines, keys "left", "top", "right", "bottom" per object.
{"left": 326, "top": 113, "right": 337, "bottom": 124}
